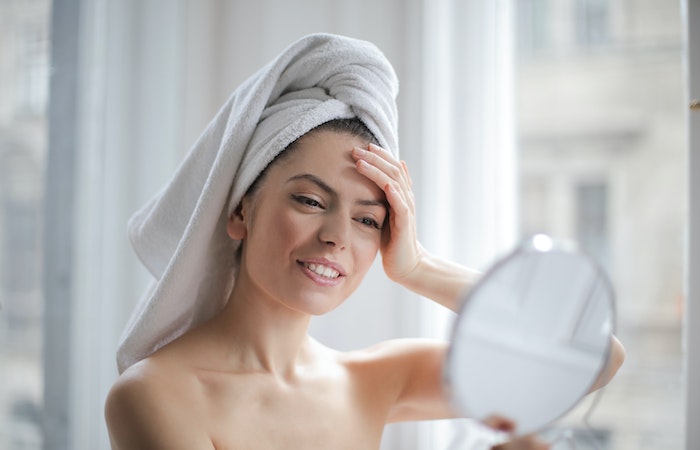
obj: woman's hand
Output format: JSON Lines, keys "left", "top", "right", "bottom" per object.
{"left": 352, "top": 143, "right": 481, "bottom": 311}
{"left": 351, "top": 143, "right": 423, "bottom": 283}
{"left": 492, "top": 436, "right": 551, "bottom": 450}
{"left": 483, "top": 416, "right": 551, "bottom": 450}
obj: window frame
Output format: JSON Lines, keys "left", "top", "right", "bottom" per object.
{"left": 684, "top": 0, "right": 700, "bottom": 448}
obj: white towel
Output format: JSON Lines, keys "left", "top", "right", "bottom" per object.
{"left": 117, "top": 33, "right": 399, "bottom": 373}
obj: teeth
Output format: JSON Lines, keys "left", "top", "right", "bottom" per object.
{"left": 305, "top": 262, "right": 340, "bottom": 279}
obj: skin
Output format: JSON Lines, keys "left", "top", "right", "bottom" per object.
{"left": 105, "top": 130, "right": 625, "bottom": 450}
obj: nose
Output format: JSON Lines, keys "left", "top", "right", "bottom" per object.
{"left": 318, "top": 212, "right": 350, "bottom": 250}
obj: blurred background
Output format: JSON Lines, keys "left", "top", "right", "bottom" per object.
{"left": 0, "top": 0, "right": 691, "bottom": 449}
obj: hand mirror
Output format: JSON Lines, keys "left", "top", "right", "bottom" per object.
{"left": 444, "top": 234, "right": 615, "bottom": 436}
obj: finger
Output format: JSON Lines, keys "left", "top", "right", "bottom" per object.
{"left": 366, "top": 144, "right": 414, "bottom": 207}
{"left": 483, "top": 415, "right": 516, "bottom": 433}
{"left": 401, "top": 160, "right": 413, "bottom": 188}
{"left": 368, "top": 142, "right": 399, "bottom": 166}
{"left": 352, "top": 146, "right": 404, "bottom": 183}
{"left": 492, "top": 436, "right": 550, "bottom": 450}
{"left": 385, "top": 181, "right": 410, "bottom": 223}
{"left": 355, "top": 159, "right": 408, "bottom": 211}
{"left": 352, "top": 144, "right": 411, "bottom": 191}
{"left": 368, "top": 144, "right": 414, "bottom": 193}
{"left": 358, "top": 164, "right": 408, "bottom": 219}
{"left": 352, "top": 147, "right": 413, "bottom": 213}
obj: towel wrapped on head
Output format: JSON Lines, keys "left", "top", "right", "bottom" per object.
{"left": 117, "top": 33, "right": 400, "bottom": 373}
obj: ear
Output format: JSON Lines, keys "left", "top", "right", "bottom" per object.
{"left": 226, "top": 198, "right": 250, "bottom": 240}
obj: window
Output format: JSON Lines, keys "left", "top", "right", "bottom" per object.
{"left": 575, "top": 182, "right": 609, "bottom": 271}
{"left": 575, "top": 0, "right": 610, "bottom": 47}
{"left": 517, "top": 0, "right": 551, "bottom": 56}
{"left": 16, "top": 23, "right": 50, "bottom": 116}
{"left": 0, "top": 1, "right": 50, "bottom": 449}
{"left": 516, "top": 0, "right": 685, "bottom": 447}
{"left": 518, "top": 0, "right": 611, "bottom": 57}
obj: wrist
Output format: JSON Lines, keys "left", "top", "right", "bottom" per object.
{"left": 395, "top": 249, "right": 482, "bottom": 312}
{"left": 391, "top": 243, "right": 429, "bottom": 288}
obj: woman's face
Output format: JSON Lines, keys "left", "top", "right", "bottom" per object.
{"left": 229, "top": 130, "right": 387, "bottom": 316}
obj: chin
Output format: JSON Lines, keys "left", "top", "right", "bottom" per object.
{"left": 293, "top": 295, "right": 347, "bottom": 317}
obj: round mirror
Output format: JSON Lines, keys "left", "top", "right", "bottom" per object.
{"left": 444, "top": 235, "right": 615, "bottom": 436}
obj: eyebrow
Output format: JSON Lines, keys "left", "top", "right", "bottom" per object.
{"left": 287, "top": 173, "right": 387, "bottom": 208}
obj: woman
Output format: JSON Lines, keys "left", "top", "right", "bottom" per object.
{"left": 105, "top": 34, "right": 624, "bottom": 449}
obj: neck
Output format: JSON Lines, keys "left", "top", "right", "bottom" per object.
{"left": 209, "top": 274, "right": 315, "bottom": 379}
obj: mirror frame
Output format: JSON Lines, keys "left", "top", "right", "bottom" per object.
{"left": 443, "top": 235, "right": 617, "bottom": 435}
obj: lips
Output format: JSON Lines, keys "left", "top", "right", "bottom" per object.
{"left": 297, "top": 258, "right": 346, "bottom": 282}
{"left": 303, "top": 262, "right": 340, "bottom": 279}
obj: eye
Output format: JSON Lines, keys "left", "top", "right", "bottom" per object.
{"left": 356, "top": 217, "right": 382, "bottom": 229}
{"left": 292, "top": 194, "right": 324, "bottom": 209}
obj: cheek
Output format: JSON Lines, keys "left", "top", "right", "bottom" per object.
{"left": 255, "top": 208, "right": 310, "bottom": 254}
{"left": 352, "top": 234, "right": 381, "bottom": 270}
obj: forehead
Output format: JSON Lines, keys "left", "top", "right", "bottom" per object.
{"left": 286, "top": 129, "right": 367, "bottom": 164}
{"left": 267, "top": 130, "right": 361, "bottom": 176}
{"left": 266, "top": 130, "right": 384, "bottom": 198}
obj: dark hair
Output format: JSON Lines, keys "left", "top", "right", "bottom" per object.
{"left": 245, "top": 117, "right": 378, "bottom": 198}
{"left": 301, "top": 117, "right": 378, "bottom": 149}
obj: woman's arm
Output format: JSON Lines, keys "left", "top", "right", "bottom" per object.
{"left": 589, "top": 334, "right": 626, "bottom": 392}
{"left": 390, "top": 246, "right": 482, "bottom": 312}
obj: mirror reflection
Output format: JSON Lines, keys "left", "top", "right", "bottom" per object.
{"left": 446, "top": 235, "right": 615, "bottom": 436}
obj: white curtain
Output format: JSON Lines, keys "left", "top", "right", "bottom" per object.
{"left": 416, "top": 1, "right": 516, "bottom": 448}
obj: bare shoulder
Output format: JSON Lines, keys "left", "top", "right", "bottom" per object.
{"left": 105, "top": 358, "right": 213, "bottom": 450}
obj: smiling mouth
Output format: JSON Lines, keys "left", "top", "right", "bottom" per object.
{"left": 301, "top": 262, "right": 341, "bottom": 279}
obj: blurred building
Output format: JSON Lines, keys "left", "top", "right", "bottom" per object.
{"left": 516, "top": 0, "right": 685, "bottom": 448}
{"left": 0, "top": 0, "right": 50, "bottom": 448}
